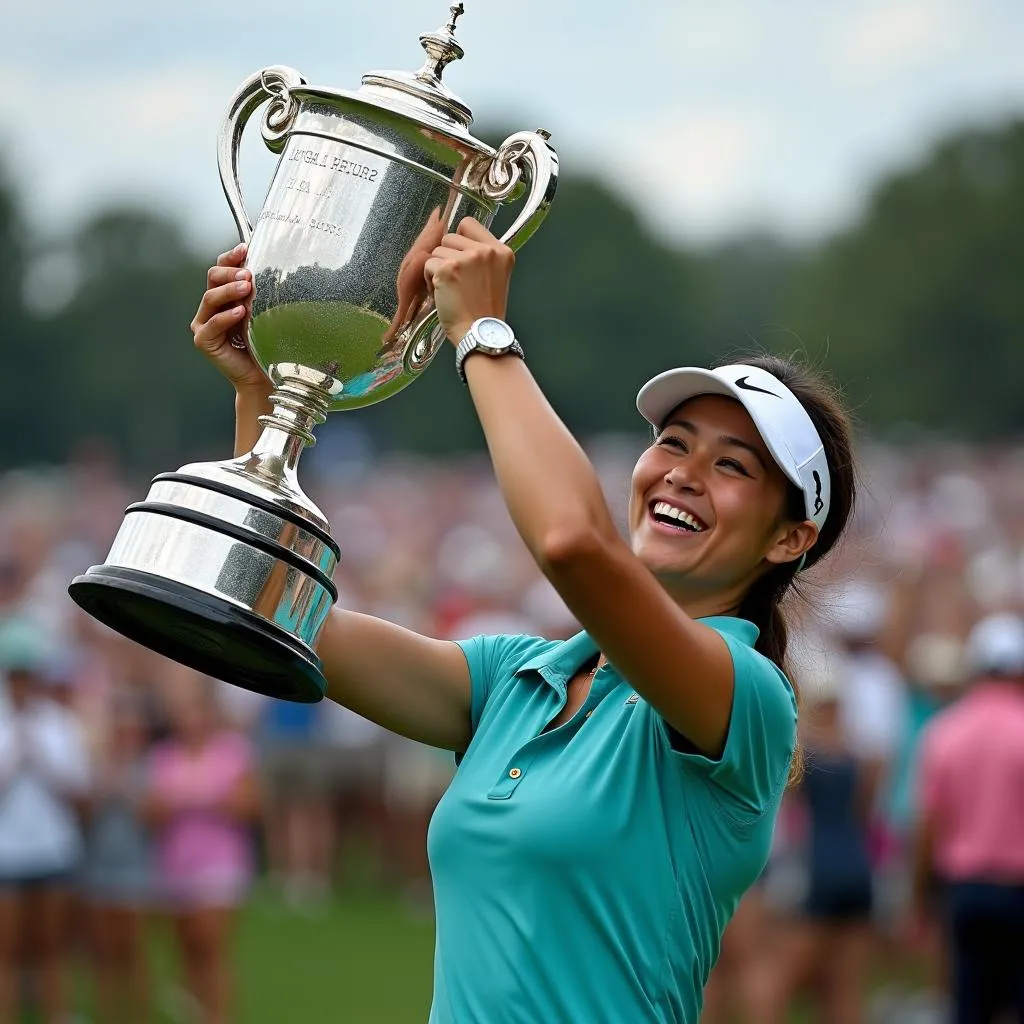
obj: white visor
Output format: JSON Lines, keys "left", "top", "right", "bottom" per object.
{"left": 635, "top": 363, "right": 830, "bottom": 529}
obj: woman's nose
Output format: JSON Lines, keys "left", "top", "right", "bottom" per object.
{"left": 664, "top": 461, "right": 704, "bottom": 493}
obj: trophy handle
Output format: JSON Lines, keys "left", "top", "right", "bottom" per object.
{"left": 404, "top": 131, "right": 558, "bottom": 373}
{"left": 483, "top": 130, "right": 559, "bottom": 252}
{"left": 217, "top": 66, "right": 307, "bottom": 243}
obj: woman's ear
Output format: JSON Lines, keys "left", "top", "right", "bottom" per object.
{"left": 765, "top": 520, "right": 819, "bottom": 567}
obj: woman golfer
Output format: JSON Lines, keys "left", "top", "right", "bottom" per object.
{"left": 191, "top": 220, "right": 856, "bottom": 1022}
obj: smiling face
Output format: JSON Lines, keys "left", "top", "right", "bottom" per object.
{"left": 629, "top": 394, "right": 818, "bottom": 611}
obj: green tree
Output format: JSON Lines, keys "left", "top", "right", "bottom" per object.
{"left": 689, "top": 234, "right": 802, "bottom": 364}
{"left": 785, "top": 119, "right": 1024, "bottom": 436}
{"left": 35, "top": 209, "right": 234, "bottom": 472}
{"left": 0, "top": 166, "right": 23, "bottom": 319}
{"left": 0, "top": 165, "right": 42, "bottom": 465}
{"left": 10, "top": 115, "right": 1024, "bottom": 472}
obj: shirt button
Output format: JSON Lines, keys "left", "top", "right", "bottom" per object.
{"left": 508, "top": 767, "right": 522, "bottom": 779}
{"left": 585, "top": 711, "right": 593, "bottom": 719}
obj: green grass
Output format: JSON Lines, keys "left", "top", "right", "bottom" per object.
{"left": 144, "top": 887, "right": 434, "bottom": 1024}
{"left": 50, "top": 883, "right": 437, "bottom": 1024}
{"left": 228, "top": 887, "right": 435, "bottom": 1023}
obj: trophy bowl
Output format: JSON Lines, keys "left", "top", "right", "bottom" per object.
{"left": 69, "top": 5, "right": 558, "bottom": 701}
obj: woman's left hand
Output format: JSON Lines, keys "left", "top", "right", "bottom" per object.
{"left": 423, "top": 218, "right": 515, "bottom": 344}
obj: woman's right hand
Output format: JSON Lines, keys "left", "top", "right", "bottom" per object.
{"left": 190, "top": 243, "right": 270, "bottom": 395}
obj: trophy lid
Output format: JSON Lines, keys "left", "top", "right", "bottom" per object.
{"left": 358, "top": 4, "right": 475, "bottom": 132}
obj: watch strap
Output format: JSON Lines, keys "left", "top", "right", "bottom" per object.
{"left": 455, "top": 328, "right": 525, "bottom": 385}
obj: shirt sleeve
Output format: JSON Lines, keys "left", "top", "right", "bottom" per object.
{"left": 454, "top": 634, "right": 547, "bottom": 735}
{"left": 667, "top": 632, "right": 798, "bottom": 825}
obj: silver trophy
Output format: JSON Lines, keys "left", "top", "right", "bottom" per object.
{"left": 69, "top": 5, "right": 557, "bottom": 702}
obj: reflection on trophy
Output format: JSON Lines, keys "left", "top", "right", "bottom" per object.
{"left": 68, "top": 5, "right": 558, "bottom": 702}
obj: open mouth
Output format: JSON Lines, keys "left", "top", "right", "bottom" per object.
{"left": 649, "top": 501, "right": 707, "bottom": 534}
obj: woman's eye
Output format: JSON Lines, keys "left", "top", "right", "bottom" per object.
{"left": 718, "top": 458, "right": 750, "bottom": 476}
{"left": 659, "top": 436, "right": 687, "bottom": 452}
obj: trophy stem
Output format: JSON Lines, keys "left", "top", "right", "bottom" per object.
{"left": 239, "top": 368, "right": 335, "bottom": 488}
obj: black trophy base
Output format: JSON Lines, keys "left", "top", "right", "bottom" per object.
{"left": 69, "top": 566, "right": 326, "bottom": 703}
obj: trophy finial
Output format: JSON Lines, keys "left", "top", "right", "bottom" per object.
{"left": 446, "top": 4, "right": 465, "bottom": 34}
{"left": 415, "top": 5, "right": 466, "bottom": 84}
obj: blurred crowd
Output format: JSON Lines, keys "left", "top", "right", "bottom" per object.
{"left": 1, "top": 427, "right": 1023, "bottom": 1023}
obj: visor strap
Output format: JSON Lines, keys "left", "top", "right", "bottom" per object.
{"left": 796, "top": 552, "right": 808, "bottom": 573}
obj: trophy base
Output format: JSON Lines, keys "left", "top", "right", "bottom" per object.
{"left": 69, "top": 372, "right": 339, "bottom": 703}
{"left": 69, "top": 566, "right": 327, "bottom": 703}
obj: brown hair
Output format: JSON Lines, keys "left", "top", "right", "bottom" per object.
{"left": 725, "top": 354, "right": 857, "bottom": 780}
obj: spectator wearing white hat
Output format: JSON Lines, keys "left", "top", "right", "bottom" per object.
{"left": 0, "top": 617, "right": 91, "bottom": 1023}
{"left": 827, "top": 578, "right": 908, "bottom": 935}
{"left": 913, "top": 612, "right": 1024, "bottom": 1024}
{"left": 829, "top": 581, "right": 907, "bottom": 780}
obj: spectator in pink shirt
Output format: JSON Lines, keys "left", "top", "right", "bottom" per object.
{"left": 146, "top": 668, "right": 261, "bottom": 1024}
{"left": 913, "top": 612, "right": 1024, "bottom": 1024}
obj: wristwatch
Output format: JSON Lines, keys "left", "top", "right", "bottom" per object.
{"left": 454, "top": 317, "right": 525, "bottom": 385}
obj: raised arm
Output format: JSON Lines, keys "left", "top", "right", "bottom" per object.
{"left": 462, "top": 355, "right": 733, "bottom": 754}
{"left": 424, "top": 220, "right": 747, "bottom": 756}
{"left": 191, "top": 245, "right": 473, "bottom": 751}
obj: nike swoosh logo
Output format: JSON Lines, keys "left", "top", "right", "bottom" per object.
{"left": 734, "top": 376, "right": 779, "bottom": 397}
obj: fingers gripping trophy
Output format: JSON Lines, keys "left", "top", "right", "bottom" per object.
{"left": 68, "top": 5, "right": 558, "bottom": 702}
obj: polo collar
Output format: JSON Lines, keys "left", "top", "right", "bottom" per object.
{"left": 515, "top": 630, "right": 599, "bottom": 688}
{"left": 514, "top": 615, "right": 760, "bottom": 694}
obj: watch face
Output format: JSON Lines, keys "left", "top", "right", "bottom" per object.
{"left": 476, "top": 318, "right": 513, "bottom": 351}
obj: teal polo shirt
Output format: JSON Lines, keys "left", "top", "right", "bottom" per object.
{"left": 426, "top": 617, "right": 796, "bottom": 1024}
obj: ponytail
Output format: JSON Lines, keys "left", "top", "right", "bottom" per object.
{"left": 724, "top": 352, "right": 859, "bottom": 784}
{"left": 738, "top": 565, "right": 795, "bottom": 674}
{"left": 738, "top": 561, "right": 803, "bottom": 781}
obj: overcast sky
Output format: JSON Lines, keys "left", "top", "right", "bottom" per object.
{"left": 5, "top": 0, "right": 1024, "bottom": 250}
